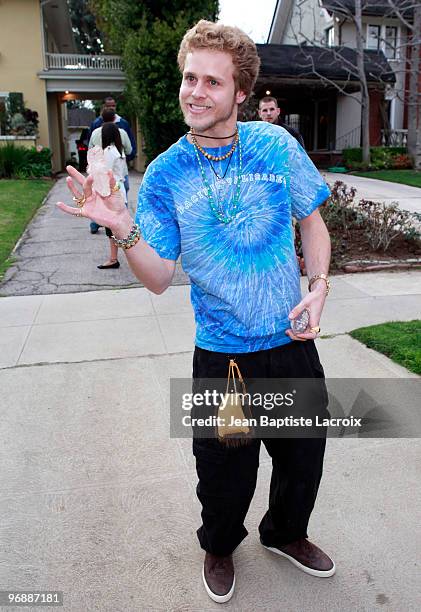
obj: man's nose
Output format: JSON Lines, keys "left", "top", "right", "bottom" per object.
{"left": 191, "top": 81, "right": 206, "bottom": 98}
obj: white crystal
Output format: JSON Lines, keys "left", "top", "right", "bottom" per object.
{"left": 87, "top": 146, "right": 111, "bottom": 197}
{"left": 291, "top": 308, "right": 310, "bottom": 333}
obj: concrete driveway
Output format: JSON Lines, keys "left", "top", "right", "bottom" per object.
{"left": 0, "top": 172, "right": 188, "bottom": 297}
{"left": 0, "top": 271, "right": 420, "bottom": 611}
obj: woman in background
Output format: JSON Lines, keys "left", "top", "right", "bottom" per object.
{"left": 97, "top": 122, "right": 129, "bottom": 269}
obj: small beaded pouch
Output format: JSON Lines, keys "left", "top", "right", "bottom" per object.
{"left": 217, "top": 359, "right": 254, "bottom": 446}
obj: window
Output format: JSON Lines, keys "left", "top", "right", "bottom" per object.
{"left": 0, "top": 93, "right": 9, "bottom": 135}
{"left": 325, "top": 26, "right": 334, "bottom": 47}
{"left": 366, "top": 24, "right": 399, "bottom": 60}
{"left": 367, "top": 24, "right": 380, "bottom": 50}
{"left": 385, "top": 26, "right": 397, "bottom": 59}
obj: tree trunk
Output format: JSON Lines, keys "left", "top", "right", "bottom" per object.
{"left": 407, "top": 5, "right": 421, "bottom": 167}
{"left": 415, "top": 102, "right": 421, "bottom": 170}
{"left": 355, "top": 0, "right": 370, "bottom": 165}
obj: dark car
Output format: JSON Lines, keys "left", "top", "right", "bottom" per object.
{"left": 76, "top": 128, "right": 90, "bottom": 172}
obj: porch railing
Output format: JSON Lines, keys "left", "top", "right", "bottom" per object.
{"left": 44, "top": 53, "right": 123, "bottom": 71}
{"left": 334, "top": 126, "right": 361, "bottom": 151}
{"left": 381, "top": 129, "right": 408, "bottom": 147}
{"left": 334, "top": 127, "right": 408, "bottom": 151}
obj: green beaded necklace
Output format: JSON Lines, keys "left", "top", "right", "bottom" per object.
{"left": 192, "top": 131, "right": 242, "bottom": 224}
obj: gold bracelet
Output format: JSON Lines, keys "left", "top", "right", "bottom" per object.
{"left": 308, "top": 273, "right": 330, "bottom": 296}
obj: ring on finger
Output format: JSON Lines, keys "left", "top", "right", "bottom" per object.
{"left": 310, "top": 326, "right": 321, "bottom": 334}
{"left": 73, "top": 194, "right": 86, "bottom": 208}
{"left": 111, "top": 183, "right": 120, "bottom": 193}
{"left": 74, "top": 206, "right": 85, "bottom": 218}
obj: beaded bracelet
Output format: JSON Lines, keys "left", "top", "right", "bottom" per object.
{"left": 111, "top": 223, "right": 141, "bottom": 250}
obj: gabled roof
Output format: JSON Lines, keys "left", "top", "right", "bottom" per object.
{"left": 256, "top": 44, "right": 396, "bottom": 83}
{"left": 321, "top": 0, "right": 414, "bottom": 19}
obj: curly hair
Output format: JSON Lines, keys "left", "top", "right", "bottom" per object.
{"left": 178, "top": 20, "right": 261, "bottom": 100}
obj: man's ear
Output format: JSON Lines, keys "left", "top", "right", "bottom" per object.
{"left": 235, "top": 90, "right": 247, "bottom": 105}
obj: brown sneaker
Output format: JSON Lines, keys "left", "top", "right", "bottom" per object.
{"left": 202, "top": 552, "right": 235, "bottom": 603}
{"left": 261, "top": 537, "right": 335, "bottom": 577}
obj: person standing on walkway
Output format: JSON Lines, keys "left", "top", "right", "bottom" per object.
{"left": 258, "top": 96, "right": 305, "bottom": 148}
{"left": 57, "top": 20, "right": 335, "bottom": 604}
{"left": 89, "top": 109, "right": 133, "bottom": 159}
{"left": 95, "top": 122, "right": 129, "bottom": 270}
{"left": 88, "top": 96, "right": 137, "bottom": 234}
{"left": 259, "top": 96, "right": 307, "bottom": 273}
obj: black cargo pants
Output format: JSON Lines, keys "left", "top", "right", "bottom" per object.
{"left": 192, "top": 340, "right": 329, "bottom": 557}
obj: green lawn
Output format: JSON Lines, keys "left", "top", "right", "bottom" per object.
{"left": 0, "top": 179, "right": 53, "bottom": 281}
{"left": 353, "top": 169, "right": 421, "bottom": 188}
{"left": 350, "top": 320, "right": 421, "bottom": 375}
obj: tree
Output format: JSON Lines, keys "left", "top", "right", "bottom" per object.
{"left": 90, "top": 1, "right": 219, "bottom": 162}
{"left": 288, "top": 0, "right": 420, "bottom": 167}
{"left": 355, "top": 0, "right": 371, "bottom": 164}
{"left": 289, "top": 0, "right": 393, "bottom": 165}
{"left": 387, "top": 0, "right": 421, "bottom": 169}
{"left": 413, "top": 4, "right": 421, "bottom": 170}
{"left": 68, "top": 0, "right": 106, "bottom": 54}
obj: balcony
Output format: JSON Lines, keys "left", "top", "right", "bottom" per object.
{"left": 44, "top": 53, "right": 123, "bottom": 71}
{"left": 38, "top": 54, "right": 125, "bottom": 93}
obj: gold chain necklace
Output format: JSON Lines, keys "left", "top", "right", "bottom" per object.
{"left": 190, "top": 129, "right": 239, "bottom": 161}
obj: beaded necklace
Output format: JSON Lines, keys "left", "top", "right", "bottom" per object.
{"left": 192, "top": 130, "right": 242, "bottom": 224}
{"left": 191, "top": 130, "right": 239, "bottom": 161}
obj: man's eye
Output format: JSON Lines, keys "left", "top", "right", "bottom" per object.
{"left": 186, "top": 75, "right": 195, "bottom": 82}
{"left": 209, "top": 79, "right": 218, "bottom": 86}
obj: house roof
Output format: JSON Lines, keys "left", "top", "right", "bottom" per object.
{"left": 321, "top": 0, "right": 414, "bottom": 19}
{"left": 256, "top": 44, "right": 396, "bottom": 84}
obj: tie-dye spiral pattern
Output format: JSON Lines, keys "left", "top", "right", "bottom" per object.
{"left": 136, "top": 121, "right": 330, "bottom": 353}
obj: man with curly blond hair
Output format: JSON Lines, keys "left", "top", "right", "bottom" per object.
{"left": 58, "top": 19, "right": 335, "bottom": 604}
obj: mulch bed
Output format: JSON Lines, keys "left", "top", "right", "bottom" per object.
{"left": 329, "top": 227, "right": 421, "bottom": 273}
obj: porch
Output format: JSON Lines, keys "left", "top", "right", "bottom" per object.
{"left": 255, "top": 43, "right": 397, "bottom": 161}
{"left": 37, "top": 1, "right": 135, "bottom": 171}
{"left": 36, "top": 52, "right": 146, "bottom": 173}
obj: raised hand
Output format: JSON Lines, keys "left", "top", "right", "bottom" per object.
{"left": 56, "top": 165, "right": 127, "bottom": 231}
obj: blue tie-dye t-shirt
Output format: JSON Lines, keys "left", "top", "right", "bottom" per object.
{"left": 135, "top": 121, "right": 330, "bottom": 353}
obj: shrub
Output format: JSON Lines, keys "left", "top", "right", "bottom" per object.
{"left": 357, "top": 199, "right": 419, "bottom": 251}
{"left": 321, "top": 180, "right": 361, "bottom": 234}
{"left": 0, "top": 144, "right": 28, "bottom": 178}
{"left": 321, "top": 180, "right": 420, "bottom": 257}
{"left": 6, "top": 92, "right": 24, "bottom": 116}
{"left": 391, "top": 154, "right": 412, "bottom": 169}
{"left": 343, "top": 148, "right": 363, "bottom": 165}
{"left": 3, "top": 93, "right": 39, "bottom": 136}
{"left": 26, "top": 146, "right": 52, "bottom": 168}
{"left": 343, "top": 146, "right": 409, "bottom": 170}
{"left": 0, "top": 144, "right": 52, "bottom": 178}
{"left": 9, "top": 111, "right": 39, "bottom": 136}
